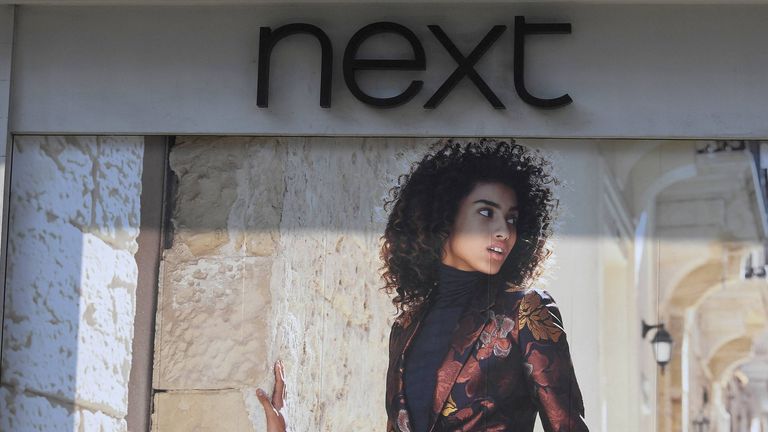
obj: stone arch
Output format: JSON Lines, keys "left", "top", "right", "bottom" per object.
{"left": 623, "top": 140, "right": 700, "bottom": 217}
{"left": 708, "top": 337, "right": 754, "bottom": 382}
{"left": 663, "top": 257, "right": 722, "bottom": 313}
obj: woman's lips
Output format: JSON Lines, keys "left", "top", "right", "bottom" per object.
{"left": 487, "top": 249, "right": 506, "bottom": 262}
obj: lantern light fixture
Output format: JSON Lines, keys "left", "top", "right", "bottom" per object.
{"left": 642, "top": 320, "right": 673, "bottom": 373}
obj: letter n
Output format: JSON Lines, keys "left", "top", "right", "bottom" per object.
{"left": 257, "top": 23, "right": 333, "bottom": 108}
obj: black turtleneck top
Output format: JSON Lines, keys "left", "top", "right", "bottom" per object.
{"left": 403, "top": 262, "right": 483, "bottom": 432}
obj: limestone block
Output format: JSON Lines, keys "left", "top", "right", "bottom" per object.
{"left": 12, "top": 136, "right": 95, "bottom": 229}
{"left": 78, "top": 408, "right": 128, "bottom": 432}
{"left": 169, "top": 137, "right": 284, "bottom": 261}
{"left": 242, "top": 139, "right": 284, "bottom": 257}
{"left": 154, "top": 257, "right": 271, "bottom": 389}
{"left": 152, "top": 390, "right": 254, "bottom": 432}
{"left": 4, "top": 135, "right": 143, "bottom": 421}
{"left": 256, "top": 138, "right": 421, "bottom": 431}
{"left": 2, "top": 225, "right": 136, "bottom": 415}
{"left": 154, "top": 137, "right": 432, "bottom": 431}
{"left": 0, "top": 392, "right": 128, "bottom": 432}
{"left": 315, "top": 312, "right": 389, "bottom": 431}
{"left": 90, "top": 136, "right": 144, "bottom": 253}
{"left": 11, "top": 136, "right": 143, "bottom": 253}
{"left": 74, "top": 234, "right": 138, "bottom": 415}
{"left": 0, "top": 387, "right": 74, "bottom": 432}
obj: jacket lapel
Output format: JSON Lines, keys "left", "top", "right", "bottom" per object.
{"left": 387, "top": 292, "right": 435, "bottom": 428}
{"left": 388, "top": 279, "right": 499, "bottom": 432}
{"left": 427, "top": 279, "right": 497, "bottom": 432}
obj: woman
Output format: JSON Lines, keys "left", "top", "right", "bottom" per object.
{"left": 258, "top": 139, "right": 589, "bottom": 432}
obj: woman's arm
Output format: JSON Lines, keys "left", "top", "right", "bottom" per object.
{"left": 517, "top": 289, "right": 590, "bottom": 432}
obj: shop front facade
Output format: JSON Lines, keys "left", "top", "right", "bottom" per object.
{"left": 0, "top": 2, "right": 767, "bottom": 432}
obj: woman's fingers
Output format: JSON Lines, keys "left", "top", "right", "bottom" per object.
{"left": 256, "top": 360, "right": 287, "bottom": 432}
{"left": 256, "top": 387, "right": 276, "bottom": 414}
{"left": 272, "top": 360, "right": 285, "bottom": 410}
{"left": 256, "top": 386, "right": 286, "bottom": 432}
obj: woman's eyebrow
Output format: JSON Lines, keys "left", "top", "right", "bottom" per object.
{"left": 473, "top": 199, "right": 518, "bottom": 212}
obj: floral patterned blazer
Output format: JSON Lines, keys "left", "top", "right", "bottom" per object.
{"left": 385, "top": 283, "right": 589, "bottom": 432}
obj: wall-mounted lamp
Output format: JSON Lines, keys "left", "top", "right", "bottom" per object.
{"left": 642, "top": 320, "right": 673, "bottom": 373}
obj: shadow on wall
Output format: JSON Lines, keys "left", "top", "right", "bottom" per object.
{"left": 161, "top": 137, "right": 767, "bottom": 242}
{"left": 0, "top": 136, "right": 144, "bottom": 430}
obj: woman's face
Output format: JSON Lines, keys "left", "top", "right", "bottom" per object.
{"left": 441, "top": 182, "right": 518, "bottom": 275}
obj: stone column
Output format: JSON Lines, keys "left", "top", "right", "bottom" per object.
{"left": 0, "top": 136, "right": 144, "bottom": 431}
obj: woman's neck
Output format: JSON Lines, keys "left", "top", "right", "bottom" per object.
{"left": 434, "top": 262, "right": 483, "bottom": 306}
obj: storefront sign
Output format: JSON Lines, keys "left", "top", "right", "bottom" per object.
{"left": 257, "top": 16, "right": 572, "bottom": 109}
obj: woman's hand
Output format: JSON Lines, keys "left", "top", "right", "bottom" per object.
{"left": 256, "top": 360, "right": 287, "bottom": 432}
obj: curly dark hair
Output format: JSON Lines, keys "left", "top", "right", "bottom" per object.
{"left": 379, "top": 138, "right": 559, "bottom": 318}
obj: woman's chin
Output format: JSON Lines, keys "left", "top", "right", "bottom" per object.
{"left": 477, "top": 264, "right": 503, "bottom": 275}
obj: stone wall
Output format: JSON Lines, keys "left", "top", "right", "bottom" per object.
{"left": 151, "top": 136, "right": 431, "bottom": 431}
{"left": 0, "top": 136, "right": 144, "bottom": 431}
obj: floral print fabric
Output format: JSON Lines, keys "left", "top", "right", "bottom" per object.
{"left": 385, "top": 287, "right": 589, "bottom": 432}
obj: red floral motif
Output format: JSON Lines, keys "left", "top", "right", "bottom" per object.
{"left": 526, "top": 348, "right": 564, "bottom": 388}
{"left": 451, "top": 315, "right": 484, "bottom": 354}
{"left": 456, "top": 355, "right": 483, "bottom": 398}
{"left": 386, "top": 289, "right": 590, "bottom": 432}
{"left": 455, "top": 406, "right": 474, "bottom": 422}
{"left": 433, "top": 360, "right": 463, "bottom": 412}
{"left": 476, "top": 310, "right": 514, "bottom": 361}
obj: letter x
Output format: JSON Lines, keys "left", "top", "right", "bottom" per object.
{"left": 424, "top": 25, "right": 507, "bottom": 109}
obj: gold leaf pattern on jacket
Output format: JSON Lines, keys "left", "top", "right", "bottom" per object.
{"left": 386, "top": 288, "right": 589, "bottom": 431}
{"left": 519, "top": 291, "right": 563, "bottom": 343}
{"left": 441, "top": 394, "right": 458, "bottom": 417}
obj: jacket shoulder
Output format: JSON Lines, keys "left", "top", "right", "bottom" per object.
{"left": 496, "top": 285, "right": 559, "bottom": 313}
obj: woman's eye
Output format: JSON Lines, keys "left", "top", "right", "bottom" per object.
{"left": 479, "top": 209, "right": 493, "bottom": 217}
{"left": 507, "top": 216, "right": 518, "bottom": 225}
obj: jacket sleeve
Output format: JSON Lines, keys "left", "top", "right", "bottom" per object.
{"left": 517, "top": 289, "right": 589, "bottom": 432}
{"left": 386, "top": 418, "right": 396, "bottom": 432}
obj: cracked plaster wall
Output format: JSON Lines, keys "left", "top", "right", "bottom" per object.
{"left": 1, "top": 136, "right": 144, "bottom": 431}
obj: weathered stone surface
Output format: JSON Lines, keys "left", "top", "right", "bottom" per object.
{"left": 242, "top": 140, "right": 285, "bottom": 257}
{"left": 91, "top": 136, "right": 144, "bottom": 253}
{"left": 4, "top": 192, "right": 137, "bottom": 416}
{"left": 168, "top": 138, "right": 242, "bottom": 258}
{"left": 152, "top": 390, "right": 254, "bottom": 432}
{"left": 168, "top": 136, "right": 284, "bottom": 261}
{"left": 78, "top": 407, "right": 127, "bottom": 432}
{"left": 2, "top": 136, "right": 143, "bottom": 427}
{"left": 0, "top": 368, "right": 128, "bottom": 432}
{"left": 11, "top": 136, "right": 143, "bottom": 253}
{"left": 249, "top": 138, "right": 425, "bottom": 430}
{"left": 155, "top": 137, "right": 429, "bottom": 431}
{"left": 154, "top": 257, "right": 271, "bottom": 389}
{"left": 0, "top": 386, "right": 76, "bottom": 431}
{"left": 315, "top": 306, "right": 390, "bottom": 431}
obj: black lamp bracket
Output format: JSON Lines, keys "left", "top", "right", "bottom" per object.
{"left": 642, "top": 320, "right": 664, "bottom": 338}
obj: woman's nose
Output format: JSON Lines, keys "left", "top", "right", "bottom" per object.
{"left": 494, "top": 223, "right": 510, "bottom": 240}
